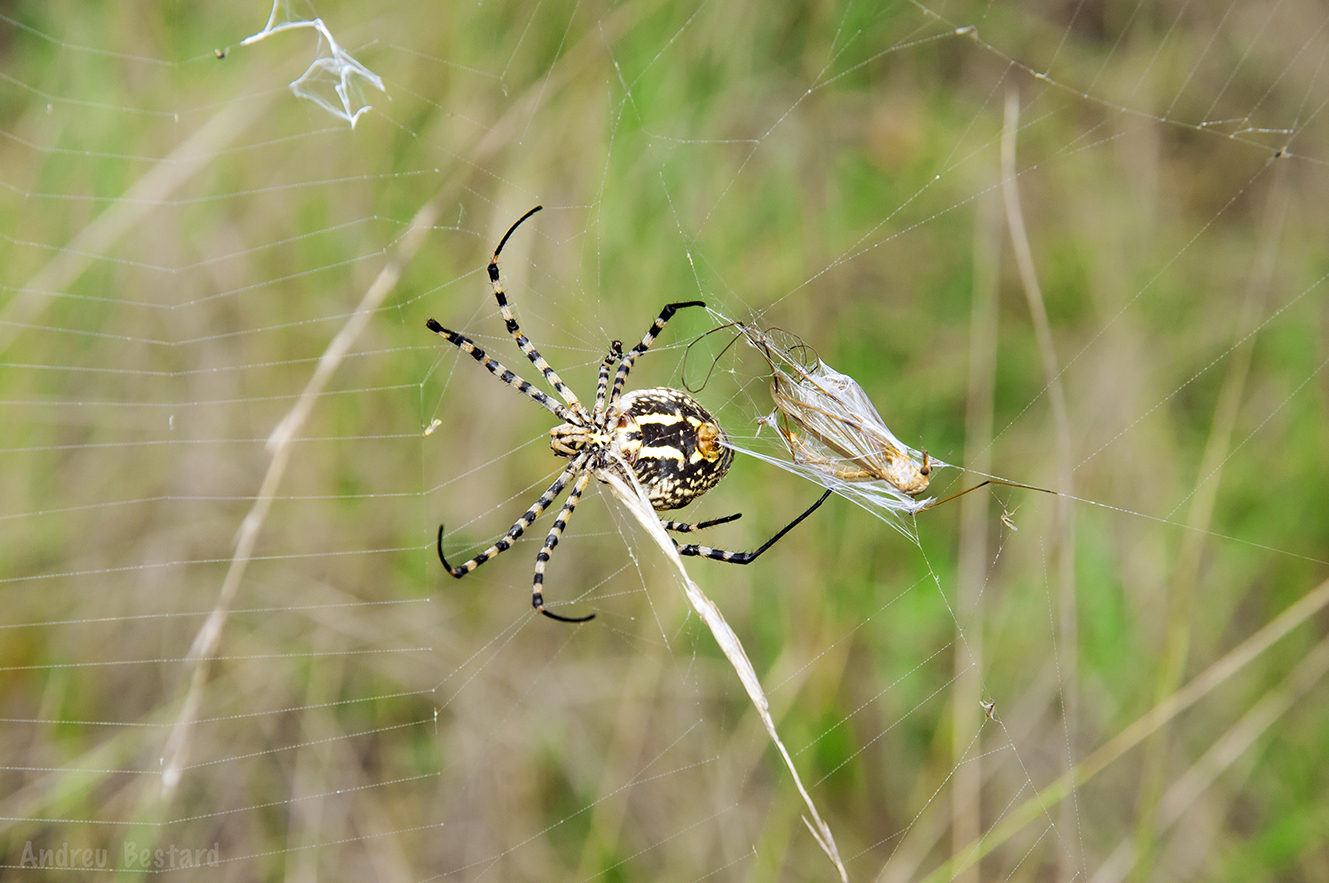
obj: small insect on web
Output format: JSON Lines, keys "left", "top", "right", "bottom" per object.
{"left": 1000, "top": 504, "right": 1020, "bottom": 531}
{"left": 695, "top": 319, "right": 1052, "bottom": 539}
{"left": 425, "top": 208, "right": 831, "bottom": 623}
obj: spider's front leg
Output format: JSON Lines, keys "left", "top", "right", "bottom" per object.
{"left": 436, "top": 454, "right": 588, "bottom": 578}
{"left": 487, "top": 206, "right": 586, "bottom": 414}
{"left": 425, "top": 319, "right": 574, "bottom": 421}
{"left": 532, "top": 470, "right": 595, "bottom": 623}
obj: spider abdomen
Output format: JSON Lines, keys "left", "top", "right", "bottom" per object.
{"left": 617, "top": 387, "right": 734, "bottom": 511}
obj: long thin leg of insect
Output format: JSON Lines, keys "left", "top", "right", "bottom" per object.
{"left": 487, "top": 206, "right": 586, "bottom": 413}
{"left": 425, "top": 319, "right": 574, "bottom": 421}
{"left": 920, "top": 478, "right": 1055, "bottom": 511}
{"left": 532, "top": 470, "right": 595, "bottom": 623}
{"left": 609, "top": 301, "right": 707, "bottom": 404}
{"left": 593, "top": 340, "right": 623, "bottom": 421}
{"left": 660, "top": 513, "right": 742, "bottom": 532}
{"left": 436, "top": 454, "right": 589, "bottom": 577}
{"left": 778, "top": 425, "right": 883, "bottom": 481}
{"left": 676, "top": 489, "right": 832, "bottom": 563}
{"left": 773, "top": 388, "right": 927, "bottom": 486}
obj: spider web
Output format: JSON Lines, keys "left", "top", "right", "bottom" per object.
{"left": 2, "top": 0, "right": 1328, "bottom": 880}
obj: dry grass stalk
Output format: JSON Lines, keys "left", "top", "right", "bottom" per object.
{"left": 599, "top": 463, "right": 848, "bottom": 882}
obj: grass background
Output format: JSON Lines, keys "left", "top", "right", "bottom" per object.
{"left": 1, "top": 0, "right": 1327, "bottom": 879}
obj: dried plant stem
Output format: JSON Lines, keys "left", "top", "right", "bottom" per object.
{"left": 158, "top": 194, "right": 443, "bottom": 799}
{"left": 1001, "top": 85, "right": 1079, "bottom": 875}
{"left": 600, "top": 468, "right": 848, "bottom": 882}
{"left": 0, "top": 91, "right": 274, "bottom": 356}
{"left": 151, "top": 3, "right": 644, "bottom": 798}
{"left": 1129, "top": 164, "right": 1290, "bottom": 881}
{"left": 1090, "top": 629, "right": 1329, "bottom": 883}
{"left": 919, "top": 575, "right": 1329, "bottom": 883}
{"left": 951, "top": 187, "right": 1002, "bottom": 883}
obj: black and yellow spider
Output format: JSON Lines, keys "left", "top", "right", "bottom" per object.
{"left": 427, "top": 206, "right": 830, "bottom": 622}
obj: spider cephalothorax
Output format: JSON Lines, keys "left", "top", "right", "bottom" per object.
{"left": 426, "top": 206, "right": 828, "bottom": 623}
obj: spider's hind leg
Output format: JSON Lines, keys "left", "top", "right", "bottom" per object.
{"left": 675, "top": 489, "right": 831, "bottom": 564}
{"left": 661, "top": 512, "right": 742, "bottom": 532}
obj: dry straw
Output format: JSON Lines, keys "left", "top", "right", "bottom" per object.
{"left": 599, "top": 464, "right": 848, "bottom": 882}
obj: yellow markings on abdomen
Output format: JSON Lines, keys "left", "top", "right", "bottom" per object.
{"left": 638, "top": 445, "right": 686, "bottom": 463}
{"left": 619, "top": 386, "right": 735, "bottom": 510}
{"left": 634, "top": 412, "right": 685, "bottom": 426}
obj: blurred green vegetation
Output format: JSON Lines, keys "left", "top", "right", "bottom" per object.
{"left": 1, "top": 0, "right": 1327, "bottom": 880}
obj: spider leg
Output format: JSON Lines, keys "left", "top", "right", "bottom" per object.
{"left": 488, "top": 206, "right": 585, "bottom": 413}
{"left": 676, "top": 488, "right": 831, "bottom": 564}
{"left": 609, "top": 301, "right": 707, "bottom": 403}
{"left": 425, "top": 319, "right": 574, "bottom": 421}
{"left": 593, "top": 339, "right": 623, "bottom": 421}
{"left": 436, "top": 454, "right": 588, "bottom": 577}
{"left": 532, "top": 470, "right": 596, "bottom": 623}
{"left": 661, "top": 512, "right": 742, "bottom": 532}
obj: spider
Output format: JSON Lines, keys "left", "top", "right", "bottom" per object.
{"left": 427, "top": 206, "right": 830, "bottom": 623}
